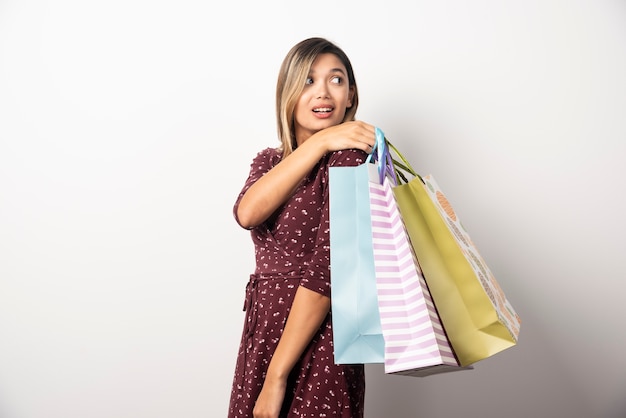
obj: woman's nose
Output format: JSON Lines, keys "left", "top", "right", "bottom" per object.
{"left": 315, "top": 85, "right": 330, "bottom": 99}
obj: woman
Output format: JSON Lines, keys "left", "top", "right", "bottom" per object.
{"left": 228, "top": 37, "right": 376, "bottom": 418}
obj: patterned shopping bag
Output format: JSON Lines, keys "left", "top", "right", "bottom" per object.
{"left": 367, "top": 130, "right": 469, "bottom": 376}
{"left": 387, "top": 140, "right": 522, "bottom": 366}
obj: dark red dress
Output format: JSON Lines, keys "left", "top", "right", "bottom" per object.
{"left": 228, "top": 147, "right": 367, "bottom": 418}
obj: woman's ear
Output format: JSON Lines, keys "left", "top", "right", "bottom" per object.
{"left": 347, "top": 87, "right": 355, "bottom": 108}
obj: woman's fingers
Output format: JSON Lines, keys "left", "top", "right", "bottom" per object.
{"left": 315, "top": 121, "right": 376, "bottom": 153}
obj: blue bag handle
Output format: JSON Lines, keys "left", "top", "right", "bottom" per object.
{"left": 366, "top": 127, "right": 399, "bottom": 186}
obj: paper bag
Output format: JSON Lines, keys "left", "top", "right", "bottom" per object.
{"left": 392, "top": 171, "right": 521, "bottom": 366}
{"left": 368, "top": 157, "right": 469, "bottom": 376}
{"left": 329, "top": 158, "right": 385, "bottom": 365}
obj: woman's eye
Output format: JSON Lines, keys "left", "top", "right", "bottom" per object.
{"left": 331, "top": 76, "right": 342, "bottom": 84}
{"left": 305, "top": 77, "right": 314, "bottom": 85}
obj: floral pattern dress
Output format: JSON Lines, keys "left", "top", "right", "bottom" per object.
{"left": 228, "top": 147, "right": 368, "bottom": 418}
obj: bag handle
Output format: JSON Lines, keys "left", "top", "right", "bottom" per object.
{"left": 367, "top": 127, "right": 399, "bottom": 185}
{"left": 367, "top": 127, "right": 423, "bottom": 186}
{"left": 386, "top": 139, "right": 424, "bottom": 185}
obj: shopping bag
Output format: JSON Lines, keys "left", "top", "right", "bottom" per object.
{"left": 329, "top": 146, "right": 385, "bottom": 365}
{"left": 368, "top": 129, "right": 469, "bottom": 377}
{"left": 386, "top": 141, "right": 522, "bottom": 366}
{"left": 329, "top": 127, "right": 468, "bottom": 374}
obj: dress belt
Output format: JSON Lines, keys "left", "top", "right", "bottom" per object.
{"left": 243, "top": 272, "right": 304, "bottom": 312}
{"left": 242, "top": 273, "right": 303, "bottom": 340}
{"left": 238, "top": 272, "right": 304, "bottom": 388}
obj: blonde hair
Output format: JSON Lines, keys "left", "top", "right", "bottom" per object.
{"left": 275, "top": 38, "right": 359, "bottom": 158}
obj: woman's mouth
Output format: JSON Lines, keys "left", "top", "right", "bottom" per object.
{"left": 312, "top": 107, "right": 334, "bottom": 118}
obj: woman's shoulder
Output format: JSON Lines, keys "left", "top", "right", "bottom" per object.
{"left": 250, "top": 146, "right": 282, "bottom": 167}
{"left": 255, "top": 146, "right": 281, "bottom": 156}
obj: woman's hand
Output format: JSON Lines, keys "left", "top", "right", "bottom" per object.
{"left": 309, "top": 120, "right": 376, "bottom": 154}
{"left": 252, "top": 375, "right": 287, "bottom": 418}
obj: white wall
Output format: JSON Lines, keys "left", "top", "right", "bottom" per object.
{"left": 1, "top": 1, "right": 624, "bottom": 417}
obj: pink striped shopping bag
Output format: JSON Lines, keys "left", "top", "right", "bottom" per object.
{"left": 367, "top": 129, "right": 471, "bottom": 377}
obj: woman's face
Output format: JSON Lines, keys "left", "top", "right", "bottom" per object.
{"left": 293, "top": 53, "right": 354, "bottom": 145}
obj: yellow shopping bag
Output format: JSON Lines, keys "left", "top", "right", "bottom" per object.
{"left": 387, "top": 141, "right": 521, "bottom": 366}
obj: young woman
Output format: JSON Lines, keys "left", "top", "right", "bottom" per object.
{"left": 228, "top": 37, "right": 376, "bottom": 418}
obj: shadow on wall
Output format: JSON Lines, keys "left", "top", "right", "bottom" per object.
{"left": 606, "top": 395, "right": 626, "bottom": 418}
{"left": 0, "top": 398, "right": 11, "bottom": 418}
{"left": 363, "top": 312, "right": 594, "bottom": 418}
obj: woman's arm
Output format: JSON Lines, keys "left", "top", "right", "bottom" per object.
{"left": 236, "top": 121, "right": 375, "bottom": 229}
{"left": 252, "top": 286, "right": 330, "bottom": 418}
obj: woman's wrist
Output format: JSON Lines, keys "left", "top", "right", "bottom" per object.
{"left": 299, "top": 132, "right": 330, "bottom": 159}
{"left": 264, "top": 367, "right": 290, "bottom": 385}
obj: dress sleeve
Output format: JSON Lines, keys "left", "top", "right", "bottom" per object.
{"left": 232, "top": 148, "right": 281, "bottom": 229}
{"left": 300, "top": 148, "right": 368, "bottom": 297}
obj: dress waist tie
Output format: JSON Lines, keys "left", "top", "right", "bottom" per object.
{"left": 239, "top": 273, "right": 303, "bottom": 387}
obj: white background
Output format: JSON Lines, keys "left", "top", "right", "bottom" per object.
{"left": 1, "top": 1, "right": 625, "bottom": 417}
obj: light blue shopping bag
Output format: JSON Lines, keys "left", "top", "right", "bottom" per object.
{"left": 329, "top": 128, "right": 388, "bottom": 365}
